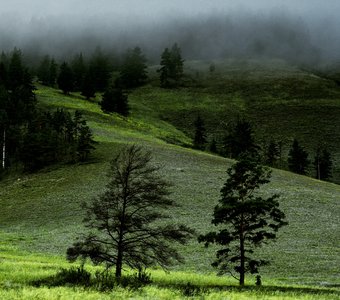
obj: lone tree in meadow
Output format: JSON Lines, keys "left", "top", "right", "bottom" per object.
{"left": 67, "top": 144, "right": 194, "bottom": 278}
{"left": 288, "top": 139, "right": 309, "bottom": 175}
{"left": 198, "top": 157, "right": 287, "bottom": 286}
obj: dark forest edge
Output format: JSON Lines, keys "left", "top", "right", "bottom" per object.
{"left": 1, "top": 46, "right": 338, "bottom": 182}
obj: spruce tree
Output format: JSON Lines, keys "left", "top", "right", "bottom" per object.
{"left": 119, "top": 47, "right": 148, "bottom": 88}
{"left": 193, "top": 115, "right": 207, "bottom": 150}
{"left": 314, "top": 146, "right": 332, "bottom": 181}
{"left": 81, "top": 69, "right": 96, "bottom": 100}
{"left": 199, "top": 157, "right": 287, "bottom": 286}
{"left": 223, "top": 118, "right": 258, "bottom": 159}
{"left": 57, "top": 62, "right": 74, "bottom": 95}
{"left": 159, "top": 43, "right": 184, "bottom": 88}
{"left": 288, "top": 139, "right": 309, "bottom": 175}
{"left": 265, "top": 141, "right": 279, "bottom": 167}
{"left": 100, "top": 87, "right": 129, "bottom": 116}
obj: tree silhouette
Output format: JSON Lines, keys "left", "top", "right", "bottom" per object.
{"left": 199, "top": 157, "right": 287, "bottom": 285}
{"left": 313, "top": 146, "right": 332, "bottom": 181}
{"left": 193, "top": 115, "right": 207, "bottom": 150}
{"left": 100, "top": 87, "right": 129, "bottom": 116}
{"left": 67, "top": 144, "right": 194, "bottom": 278}
{"left": 57, "top": 62, "right": 74, "bottom": 95}
{"left": 223, "top": 118, "right": 258, "bottom": 159}
{"left": 288, "top": 139, "right": 309, "bottom": 175}
{"left": 159, "top": 43, "right": 184, "bottom": 88}
{"left": 119, "top": 47, "right": 148, "bottom": 88}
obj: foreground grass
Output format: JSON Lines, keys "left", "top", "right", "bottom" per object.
{"left": 0, "top": 246, "right": 339, "bottom": 299}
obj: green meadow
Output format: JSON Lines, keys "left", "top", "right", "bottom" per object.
{"left": 0, "top": 59, "right": 340, "bottom": 299}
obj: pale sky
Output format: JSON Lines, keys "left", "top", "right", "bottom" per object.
{"left": 0, "top": 0, "right": 339, "bottom": 64}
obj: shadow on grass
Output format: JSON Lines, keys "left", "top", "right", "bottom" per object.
{"left": 155, "top": 282, "right": 340, "bottom": 297}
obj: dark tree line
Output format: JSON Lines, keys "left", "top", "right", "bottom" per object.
{"left": 21, "top": 109, "right": 96, "bottom": 172}
{"left": 0, "top": 49, "right": 36, "bottom": 171}
{"left": 0, "top": 49, "right": 96, "bottom": 175}
{"left": 192, "top": 115, "right": 333, "bottom": 181}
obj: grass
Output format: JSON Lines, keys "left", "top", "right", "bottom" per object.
{"left": 1, "top": 58, "right": 340, "bottom": 298}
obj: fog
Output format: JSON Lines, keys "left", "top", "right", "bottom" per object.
{"left": 1, "top": 0, "right": 340, "bottom": 65}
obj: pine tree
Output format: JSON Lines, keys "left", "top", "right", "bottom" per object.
{"left": 314, "top": 146, "right": 332, "bottom": 181}
{"left": 265, "top": 141, "right": 280, "bottom": 167}
{"left": 8, "top": 48, "right": 25, "bottom": 90}
{"left": 71, "top": 53, "right": 87, "bottom": 91}
{"left": 288, "top": 139, "right": 309, "bottom": 175}
{"left": 100, "top": 87, "right": 129, "bottom": 116}
{"left": 119, "top": 47, "right": 148, "bottom": 88}
{"left": 159, "top": 43, "right": 184, "bottom": 88}
{"left": 37, "top": 55, "right": 51, "bottom": 85}
{"left": 223, "top": 118, "right": 259, "bottom": 159}
{"left": 198, "top": 157, "right": 287, "bottom": 285}
{"left": 67, "top": 145, "right": 193, "bottom": 278}
{"left": 193, "top": 115, "right": 207, "bottom": 150}
{"left": 57, "top": 62, "right": 74, "bottom": 95}
{"left": 81, "top": 69, "right": 96, "bottom": 100}
{"left": 49, "top": 58, "right": 58, "bottom": 86}
{"left": 89, "top": 48, "right": 111, "bottom": 92}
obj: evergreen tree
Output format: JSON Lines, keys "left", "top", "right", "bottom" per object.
{"left": 209, "top": 138, "right": 218, "bottom": 153}
{"left": 37, "top": 55, "right": 51, "bottom": 85}
{"left": 119, "top": 47, "right": 148, "bottom": 88}
{"left": 67, "top": 145, "right": 194, "bottom": 278}
{"left": 8, "top": 48, "right": 25, "bottom": 90}
{"left": 57, "top": 62, "right": 74, "bottom": 95}
{"left": 49, "top": 58, "right": 58, "bottom": 86}
{"left": 71, "top": 53, "right": 87, "bottom": 91}
{"left": 0, "top": 62, "right": 8, "bottom": 86}
{"left": 314, "top": 146, "right": 332, "bottom": 181}
{"left": 159, "top": 43, "right": 184, "bottom": 88}
{"left": 223, "top": 119, "right": 259, "bottom": 159}
{"left": 265, "top": 140, "right": 280, "bottom": 167}
{"left": 89, "top": 48, "right": 111, "bottom": 92}
{"left": 81, "top": 69, "right": 96, "bottom": 100}
{"left": 193, "top": 115, "right": 207, "bottom": 150}
{"left": 288, "top": 139, "right": 309, "bottom": 175}
{"left": 198, "top": 157, "right": 287, "bottom": 286}
{"left": 100, "top": 87, "right": 129, "bottom": 116}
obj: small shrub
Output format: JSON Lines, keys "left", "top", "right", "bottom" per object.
{"left": 256, "top": 275, "right": 262, "bottom": 286}
{"left": 32, "top": 267, "right": 91, "bottom": 287}
{"left": 182, "top": 282, "right": 202, "bottom": 297}
{"left": 93, "top": 270, "right": 117, "bottom": 291}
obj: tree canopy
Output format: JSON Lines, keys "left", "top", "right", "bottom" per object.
{"left": 199, "top": 157, "right": 287, "bottom": 285}
{"left": 67, "top": 144, "right": 194, "bottom": 277}
{"left": 159, "top": 43, "right": 184, "bottom": 88}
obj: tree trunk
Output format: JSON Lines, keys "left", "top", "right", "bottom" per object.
{"left": 115, "top": 248, "right": 123, "bottom": 278}
{"left": 2, "top": 128, "right": 5, "bottom": 169}
{"left": 239, "top": 235, "right": 245, "bottom": 286}
{"left": 239, "top": 213, "right": 245, "bottom": 286}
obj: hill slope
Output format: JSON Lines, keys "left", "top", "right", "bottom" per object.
{"left": 1, "top": 62, "right": 340, "bottom": 290}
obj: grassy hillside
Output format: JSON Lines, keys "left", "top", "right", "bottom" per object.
{"left": 1, "top": 59, "right": 340, "bottom": 298}
{"left": 147, "top": 59, "right": 340, "bottom": 182}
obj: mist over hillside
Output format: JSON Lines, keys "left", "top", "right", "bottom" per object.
{"left": 1, "top": 0, "right": 340, "bottom": 65}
